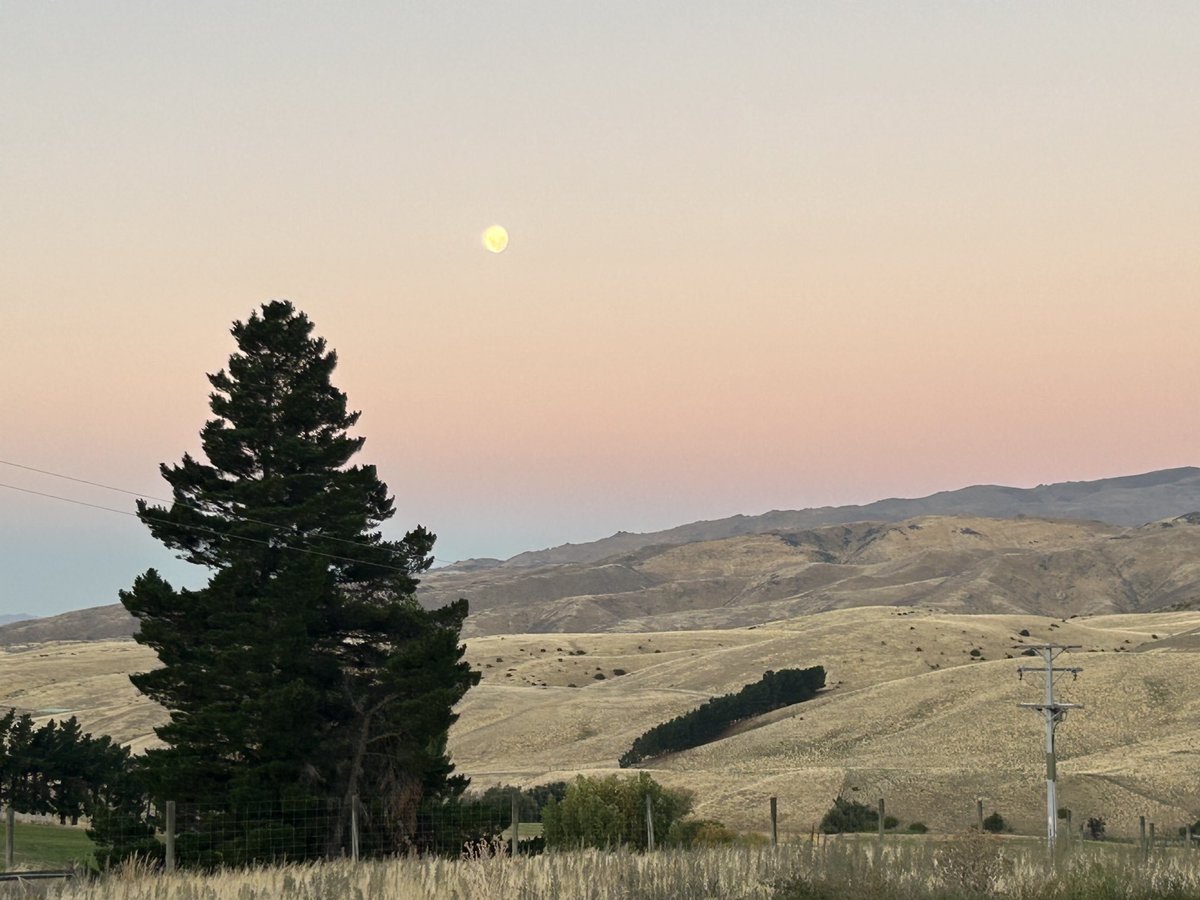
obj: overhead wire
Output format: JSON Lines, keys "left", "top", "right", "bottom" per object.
{"left": 0, "top": 457, "right": 457, "bottom": 567}
{"left": 0, "top": 479, "right": 421, "bottom": 576}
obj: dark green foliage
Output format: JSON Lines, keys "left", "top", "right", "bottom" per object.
{"left": 541, "top": 773, "right": 693, "bottom": 851}
{"left": 819, "top": 795, "right": 882, "bottom": 834}
{"left": 619, "top": 667, "right": 825, "bottom": 767}
{"left": 467, "top": 782, "right": 568, "bottom": 821}
{"left": 0, "top": 709, "right": 132, "bottom": 826}
{"left": 0, "top": 708, "right": 148, "bottom": 867}
{"left": 907, "top": 821, "right": 928, "bottom": 833}
{"left": 982, "top": 811, "right": 1007, "bottom": 833}
{"left": 118, "top": 301, "right": 479, "bottom": 862}
{"left": 1086, "top": 816, "right": 1106, "bottom": 839}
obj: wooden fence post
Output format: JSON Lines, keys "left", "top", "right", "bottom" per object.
{"left": 4, "top": 804, "right": 14, "bottom": 869}
{"left": 350, "top": 794, "right": 360, "bottom": 863}
{"left": 510, "top": 792, "right": 520, "bottom": 856}
{"left": 164, "top": 801, "right": 176, "bottom": 873}
{"left": 769, "top": 797, "right": 778, "bottom": 848}
{"left": 1139, "top": 816, "right": 1147, "bottom": 855}
{"left": 976, "top": 798, "right": 984, "bottom": 832}
{"left": 645, "top": 794, "right": 655, "bottom": 852}
{"left": 878, "top": 798, "right": 885, "bottom": 839}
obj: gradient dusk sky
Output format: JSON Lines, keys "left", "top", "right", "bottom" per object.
{"left": 3, "top": 3, "right": 1199, "bottom": 617}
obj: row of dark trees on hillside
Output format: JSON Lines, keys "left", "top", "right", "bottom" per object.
{"left": 619, "top": 666, "right": 826, "bottom": 767}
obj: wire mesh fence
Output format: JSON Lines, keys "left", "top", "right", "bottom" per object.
{"left": 82, "top": 794, "right": 533, "bottom": 869}
{"left": 5, "top": 790, "right": 1200, "bottom": 875}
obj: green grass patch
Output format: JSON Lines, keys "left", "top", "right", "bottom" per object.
{"left": 0, "top": 820, "right": 95, "bottom": 871}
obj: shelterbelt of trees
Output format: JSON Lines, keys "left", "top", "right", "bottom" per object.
{"left": 618, "top": 666, "right": 826, "bottom": 767}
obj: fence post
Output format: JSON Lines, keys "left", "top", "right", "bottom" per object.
{"left": 976, "top": 798, "right": 984, "bottom": 832}
{"left": 1187, "top": 825, "right": 1193, "bottom": 849}
{"left": 350, "top": 794, "right": 360, "bottom": 863}
{"left": 878, "top": 798, "right": 885, "bottom": 839}
{"left": 510, "top": 792, "right": 520, "bottom": 856}
{"left": 1064, "top": 809, "right": 1072, "bottom": 850}
{"left": 1140, "top": 816, "right": 1147, "bottom": 856}
{"left": 4, "top": 804, "right": 14, "bottom": 869}
{"left": 164, "top": 801, "right": 176, "bottom": 873}
{"left": 769, "top": 797, "right": 778, "bottom": 848}
{"left": 1149, "top": 822, "right": 1156, "bottom": 853}
{"left": 645, "top": 794, "right": 655, "bottom": 852}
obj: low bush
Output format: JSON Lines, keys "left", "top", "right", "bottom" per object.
{"left": 981, "top": 812, "right": 1007, "bottom": 833}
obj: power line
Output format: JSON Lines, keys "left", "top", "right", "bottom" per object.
{"left": 0, "top": 457, "right": 455, "bottom": 565}
{"left": 0, "top": 457, "right": 403, "bottom": 554}
{"left": 0, "top": 480, "right": 417, "bottom": 575}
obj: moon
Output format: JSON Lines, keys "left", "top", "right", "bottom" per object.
{"left": 482, "top": 225, "right": 509, "bottom": 254}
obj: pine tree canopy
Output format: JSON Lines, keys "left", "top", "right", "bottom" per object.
{"left": 120, "top": 301, "right": 478, "bottom": 857}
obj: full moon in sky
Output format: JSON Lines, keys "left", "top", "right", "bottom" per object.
{"left": 482, "top": 224, "right": 509, "bottom": 254}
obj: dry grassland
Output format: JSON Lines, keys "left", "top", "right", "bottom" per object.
{"left": 4, "top": 607, "right": 1200, "bottom": 839}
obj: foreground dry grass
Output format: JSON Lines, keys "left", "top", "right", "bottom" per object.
{"left": 30, "top": 841, "right": 1200, "bottom": 900}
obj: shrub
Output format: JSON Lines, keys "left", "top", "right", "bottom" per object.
{"left": 907, "top": 822, "right": 928, "bottom": 833}
{"left": 666, "top": 818, "right": 738, "bottom": 847}
{"left": 820, "top": 796, "right": 880, "bottom": 834}
{"left": 981, "top": 812, "right": 1007, "bottom": 833}
{"left": 541, "top": 773, "right": 693, "bottom": 851}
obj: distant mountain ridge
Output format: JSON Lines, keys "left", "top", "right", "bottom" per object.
{"left": 495, "top": 467, "right": 1200, "bottom": 568}
{"left": 7, "top": 467, "right": 1200, "bottom": 644}
{"left": 0, "top": 613, "right": 35, "bottom": 627}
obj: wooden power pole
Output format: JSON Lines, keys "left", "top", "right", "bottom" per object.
{"left": 1017, "top": 643, "right": 1082, "bottom": 852}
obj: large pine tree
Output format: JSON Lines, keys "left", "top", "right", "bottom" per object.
{"left": 120, "top": 301, "right": 477, "bottom": 858}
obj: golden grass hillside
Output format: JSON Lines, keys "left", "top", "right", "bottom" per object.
{"left": 5, "top": 607, "right": 1200, "bottom": 839}
{"left": 417, "top": 515, "right": 1200, "bottom": 635}
{"left": 11, "top": 514, "right": 1200, "bottom": 643}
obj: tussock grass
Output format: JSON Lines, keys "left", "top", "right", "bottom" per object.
{"left": 33, "top": 839, "right": 1200, "bottom": 900}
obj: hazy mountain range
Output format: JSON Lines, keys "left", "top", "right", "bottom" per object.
{"left": 476, "top": 466, "right": 1200, "bottom": 568}
{"left": 4, "top": 467, "right": 1200, "bottom": 644}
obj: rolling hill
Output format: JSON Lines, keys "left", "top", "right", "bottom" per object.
{"left": 419, "top": 513, "right": 1200, "bottom": 635}
{"left": 5, "top": 607, "right": 1200, "bottom": 838}
{"left": 8, "top": 511, "right": 1200, "bottom": 645}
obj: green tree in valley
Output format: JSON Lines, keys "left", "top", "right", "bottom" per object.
{"left": 119, "top": 301, "right": 478, "bottom": 861}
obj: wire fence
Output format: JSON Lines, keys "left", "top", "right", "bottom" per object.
{"left": 4, "top": 792, "right": 1200, "bottom": 874}
{"left": 83, "top": 795, "right": 531, "bottom": 869}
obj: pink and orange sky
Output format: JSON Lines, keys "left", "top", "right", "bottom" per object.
{"left": 3, "top": 3, "right": 1199, "bottom": 616}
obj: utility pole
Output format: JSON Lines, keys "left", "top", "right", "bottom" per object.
{"left": 1017, "top": 644, "right": 1082, "bottom": 852}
